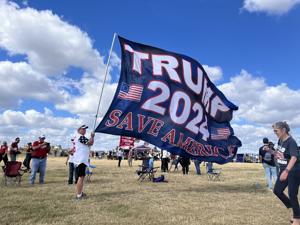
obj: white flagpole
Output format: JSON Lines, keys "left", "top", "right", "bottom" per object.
{"left": 93, "top": 32, "right": 117, "bottom": 130}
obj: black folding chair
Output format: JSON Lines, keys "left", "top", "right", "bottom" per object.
{"left": 207, "top": 168, "right": 222, "bottom": 181}
{"left": 136, "top": 166, "right": 159, "bottom": 182}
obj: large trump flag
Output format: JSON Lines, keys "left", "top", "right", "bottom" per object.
{"left": 95, "top": 36, "right": 241, "bottom": 164}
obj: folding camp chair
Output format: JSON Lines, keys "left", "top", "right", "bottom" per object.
{"left": 207, "top": 168, "right": 222, "bottom": 181}
{"left": 136, "top": 165, "right": 159, "bottom": 182}
{"left": 2, "top": 161, "right": 25, "bottom": 185}
{"left": 86, "top": 164, "right": 96, "bottom": 182}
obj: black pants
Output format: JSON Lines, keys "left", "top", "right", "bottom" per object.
{"left": 0, "top": 154, "right": 8, "bottom": 165}
{"left": 182, "top": 165, "right": 189, "bottom": 174}
{"left": 23, "top": 153, "right": 32, "bottom": 169}
{"left": 274, "top": 169, "right": 300, "bottom": 218}
{"left": 68, "top": 162, "right": 78, "bottom": 184}
{"left": 118, "top": 157, "right": 122, "bottom": 167}
{"left": 161, "top": 158, "right": 169, "bottom": 172}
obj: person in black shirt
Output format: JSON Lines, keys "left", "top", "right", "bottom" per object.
{"left": 259, "top": 137, "right": 277, "bottom": 190}
{"left": 179, "top": 156, "right": 190, "bottom": 175}
{"left": 23, "top": 142, "right": 33, "bottom": 171}
{"left": 272, "top": 121, "right": 300, "bottom": 225}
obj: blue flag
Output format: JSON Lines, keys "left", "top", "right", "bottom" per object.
{"left": 95, "top": 36, "right": 241, "bottom": 164}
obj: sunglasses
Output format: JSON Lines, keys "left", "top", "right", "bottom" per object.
{"left": 273, "top": 129, "right": 280, "bottom": 133}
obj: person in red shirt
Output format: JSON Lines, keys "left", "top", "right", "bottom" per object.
{"left": 29, "top": 135, "right": 50, "bottom": 185}
{"left": 9, "top": 137, "right": 20, "bottom": 161}
{"left": 0, "top": 141, "right": 9, "bottom": 165}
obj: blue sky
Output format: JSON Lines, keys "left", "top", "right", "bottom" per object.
{"left": 0, "top": 0, "right": 300, "bottom": 153}
{"left": 26, "top": 0, "right": 300, "bottom": 86}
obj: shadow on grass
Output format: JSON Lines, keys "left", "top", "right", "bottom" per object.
{"left": 88, "top": 177, "right": 114, "bottom": 184}
{"left": 180, "top": 183, "right": 268, "bottom": 194}
{"left": 93, "top": 190, "right": 137, "bottom": 200}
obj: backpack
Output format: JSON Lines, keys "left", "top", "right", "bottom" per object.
{"left": 153, "top": 175, "right": 166, "bottom": 183}
{"left": 263, "top": 152, "right": 272, "bottom": 162}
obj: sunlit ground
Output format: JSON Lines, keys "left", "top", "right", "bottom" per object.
{"left": 0, "top": 157, "right": 291, "bottom": 225}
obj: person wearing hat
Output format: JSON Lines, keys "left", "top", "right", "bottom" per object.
{"left": 66, "top": 138, "right": 78, "bottom": 185}
{"left": 30, "top": 135, "right": 51, "bottom": 185}
{"left": 259, "top": 137, "right": 277, "bottom": 190}
{"left": 72, "top": 125, "right": 95, "bottom": 200}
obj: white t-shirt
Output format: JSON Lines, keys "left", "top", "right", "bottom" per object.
{"left": 72, "top": 134, "right": 90, "bottom": 166}
{"left": 68, "top": 154, "right": 74, "bottom": 163}
{"left": 68, "top": 141, "right": 75, "bottom": 163}
{"left": 117, "top": 150, "right": 123, "bottom": 157}
{"left": 162, "top": 150, "right": 169, "bottom": 158}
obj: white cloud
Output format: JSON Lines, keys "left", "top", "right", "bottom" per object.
{"left": 232, "top": 124, "right": 275, "bottom": 153}
{"left": 0, "top": 108, "right": 80, "bottom": 145}
{"left": 0, "top": 0, "right": 299, "bottom": 154}
{"left": 219, "top": 70, "right": 300, "bottom": 126}
{"left": 110, "top": 51, "right": 121, "bottom": 71}
{"left": 0, "top": 0, "right": 105, "bottom": 75}
{"left": 203, "top": 65, "right": 223, "bottom": 82}
{"left": 0, "top": 0, "right": 121, "bottom": 150}
{"left": 0, "top": 0, "right": 119, "bottom": 116}
{"left": 0, "top": 61, "right": 68, "bottom": 109}
{"left": 56, "top": 75, "right": 118, "bottom": 115}
{"left": 233, "top": 123, "right": 300, "bottom": 154}
{"left": 218, "top": 70, "right": 300, "bottom": 153}
{"left": 0, "top": 108, "right": 120, "bottom": 150}
{"left": 0, "top": 108, "right": 79, "bottom": 129}
{"left": 243, "top": 0, "right": 300, "bottom": 15}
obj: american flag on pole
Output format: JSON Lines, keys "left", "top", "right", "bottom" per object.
{"left": 118, "top": 82, "right": 143, "bottom": 102}
{"left": 211, "top": 127, "right": 231, "bottom": 140}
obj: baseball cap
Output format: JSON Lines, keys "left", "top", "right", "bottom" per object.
{"left": 39, "top": 135, "right": 46, "bottom": 139}
{"left": 79, "top": 125, "right": 89, "bottom": 129}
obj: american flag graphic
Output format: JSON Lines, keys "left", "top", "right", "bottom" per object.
{"left": 118, "top": 82, "right": 143, "bottom": 102}
{"left": 210, "top": 127, "right": 231, "bottom": 140}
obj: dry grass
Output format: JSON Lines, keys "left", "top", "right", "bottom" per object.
{"left": 0, "top": 157, "right": 291, "bottom": 225}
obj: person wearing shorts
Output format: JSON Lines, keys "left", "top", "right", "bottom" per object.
{"left": 72, "top": 125, "right": 95, "bottom": 200}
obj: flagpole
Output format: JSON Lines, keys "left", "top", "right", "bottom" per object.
{"left": 93, "top": 32, "right": 117, "bottom": 130}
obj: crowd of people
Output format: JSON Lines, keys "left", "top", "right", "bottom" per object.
{"left": 0, "top": 135, "right": 51, "bottom": 185}
{"left": 1, "top": 121, "right": 300, "bottom": 224}
{"left": 115, "top": 145, "right": 214, "bottom": 176}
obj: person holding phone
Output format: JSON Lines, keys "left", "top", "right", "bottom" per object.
{"left": 272, "top": 121, "right": 300, "bottom": 225}
{"left": 23, "top": 142, "right": 33, "bottom": 171}
{"left": 30, "top": 135, "right": 50, "bottom": 185}
{"left": 259, "top": 137, "right": 277, "bottom": 190}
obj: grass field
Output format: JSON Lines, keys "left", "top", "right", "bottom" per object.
{"left": 0, "top": 157, "right": 292, "bottom": 225}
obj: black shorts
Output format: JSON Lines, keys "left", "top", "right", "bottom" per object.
{"left": 76, "top": 163, "right": 86, "bottom": 177}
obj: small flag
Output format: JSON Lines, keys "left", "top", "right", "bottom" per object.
{"left": 211, "top": 127, "right": 230, "bottom": 140}
{"left": 118, "top": 82, "right": 143, "bottom": 102}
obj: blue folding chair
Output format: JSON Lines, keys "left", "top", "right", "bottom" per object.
{"left": 86, "top": 164, "right": 96, "bottom": 182}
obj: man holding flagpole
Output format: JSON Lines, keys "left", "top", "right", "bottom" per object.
{"left": 72, "top": 125, "right": 95, "bottom": 200}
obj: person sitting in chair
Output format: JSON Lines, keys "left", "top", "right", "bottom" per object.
{"left": 148, "top": 151, "right": 154, "bottom": 170}
{"left": 206, "top": 162, "right": 213, "bottom": 173}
